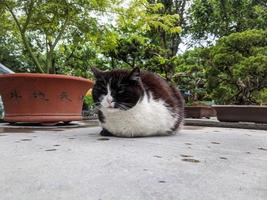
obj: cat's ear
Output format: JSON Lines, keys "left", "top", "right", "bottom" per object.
{"left": 91, "top": 67, "right": 103, "bottom": 79}
{"left": 128, "top": 67, "right": 140, "bottom": 81}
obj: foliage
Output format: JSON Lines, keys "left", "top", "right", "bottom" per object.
{"left": 0, "top": 35, "right": 30, "bottom": 72}
{"left": 0, "top": 0, "right": 266, "bottom": 107}
{"left": 146, "top": 0, "right": 187, "bottom": 56}
{"left": 100, "top": 0, "right": 182, "bottom": 81}
{"left": 254, "top": 89, "right": 267, "bottom": 105}
{"left": 0, "top": 0, "right": 115, "bottom": 74}
{"left": 54, "top": 42, "right": 108, "bottom": 78}
{"left": 83, "top": 94, "right": 94, "bottom": 110}
{"left": 208, "top": 29, "right": 267, "bottom": 105}
{"left": 174, "top": 47, "right": 212, "bottom": 104}
{"left": 189, "top": 0, "right": 267, "bottom": 40}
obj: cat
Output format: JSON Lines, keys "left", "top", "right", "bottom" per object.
{"left": 91, "top": 67, "right": 184, "bottom": 137}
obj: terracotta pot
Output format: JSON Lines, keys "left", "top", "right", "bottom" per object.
{"left": 0, "top": 73, "right": 94, "bottom": 123}
{"left": 185, "top": 106, "right": 217, "bottom": 118}
{"left": 212, "top": 105, "right": 267, "bottom": 123}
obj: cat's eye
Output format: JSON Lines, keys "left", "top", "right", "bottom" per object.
{"left": 95, "top": 84, "right": 107, "bottom": 92}
{"left": 96, "top": 84, "right": 104, "bottom": 89}
{"left": 117, "top": 84, "right": 127, "bottom": 94}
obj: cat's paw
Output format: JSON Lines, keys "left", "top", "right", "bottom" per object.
{"left": 100, "top": 129, "right": 114, "bottom": 137}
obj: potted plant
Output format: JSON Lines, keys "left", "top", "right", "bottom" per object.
{"left": 0, "top": 73, "right": 93, "bottom": 123}
{"left": 0, "top": 2, "right": 98, "bottom": 123}
{"left": 213, "top": 105, "right": 267, "bottom": 123}
{"left": 174, "top": 56, "right": 216, "bottom": 119}
{"left": 208, "top": 30, "right": 267, "bottom": 123}
{"left": 185, "top": 101, "right": 216, "bottom": 119}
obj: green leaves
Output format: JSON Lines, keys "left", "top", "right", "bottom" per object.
{"left": 1, "top": 0, "right": 115, "bottom": 73}
{"left": 189, "top": 0, "right": 267, "bottom": 40}
{"left": 115, "top": 0, "right": 181, "bottom": 34}
{"left": 208, "top": 29, "right": 267, "bottom": 104}
{"left": 1, "top": 0, "right": 266, "bottom": 106}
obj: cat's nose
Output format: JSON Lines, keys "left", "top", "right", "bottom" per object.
{"left": 107, "top": 98, "right": 112, "bottom": 104}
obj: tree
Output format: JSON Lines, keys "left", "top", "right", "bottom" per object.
{"left": 173, "top": 47, "right": 211, "bottom": 103}
{"left": 0, "top": 35, "right": 33, "bottom": 72}
{"left": 0, "top": 0, "right": 114, "bottom": 73}
{"left": 100, "top": 0, "right": 182, "bottom": 81}
{"left": 208, "top": 29, "right": 267, "bottom": 104}
{"left": 147, "top": 0, "right": 187, "bottom": 56}
{"left": 0, "top": 6, "right": 30, "bottom": 71}
{"left": 189, "top": 0, "right": 267, "bottom": 40}
{"left": 55, "top": 42, "right": 108, "bottom": 78}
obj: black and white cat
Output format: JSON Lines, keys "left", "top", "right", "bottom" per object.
{"left": 92, "top": 67, "right": 184, "bottom": 137}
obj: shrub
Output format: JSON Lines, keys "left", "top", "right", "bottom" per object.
{"left": 207, "top": 29, "right": 267, "bottom": 104}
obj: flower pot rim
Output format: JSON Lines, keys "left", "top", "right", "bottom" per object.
{"left": 0, "top": 73, "right": 94, "bottom": 84}
{"left": 212, "top": 105, "right": 267, "bottom": 108}
{"left": 185, "top": 105, "right": 212, "bottom": 108}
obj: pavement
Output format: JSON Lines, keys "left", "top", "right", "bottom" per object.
{"left": 0, "top": 121, "right": 267, "bottom": 200}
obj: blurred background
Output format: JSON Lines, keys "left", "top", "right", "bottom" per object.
{"left": 0, "top": 0, "right": 266, "bottom": 107}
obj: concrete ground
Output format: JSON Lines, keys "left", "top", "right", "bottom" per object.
{"left": 0, "top": 122, "right": 267, "bottom": 200}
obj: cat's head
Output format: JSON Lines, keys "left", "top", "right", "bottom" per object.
{"left": 91, "top": 67, "right": 144, "bottom": 111}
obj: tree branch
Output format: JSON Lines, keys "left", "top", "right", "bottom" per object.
{"left": 50, "top": 16, "right": 69, "bottom": 52}
{"left": 21, "top": 0, "right": 34, "bottom": 33}
{"left": 5, "top": 2, "right": 44, "bottom": 73}
{"left": 5, "top": 2, "right": 23, "bottom": 33}
{"left": 46, "top": 8, "right": 70, "bottom": 73}
{"left": 64, "top": 47, "right": 76, "bottom": 65}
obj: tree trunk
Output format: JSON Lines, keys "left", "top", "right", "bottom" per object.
{"left": 5, "top": 1, "right": 45, "bottom": 73}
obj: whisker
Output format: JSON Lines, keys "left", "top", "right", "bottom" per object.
{"left": 120, "top": 102, "right": 135, "bottom": 107}
{"left": 115, "top": 103, "right": 131, "bottom": 110}
{"left": 91, "top": 102, "right": 101, "bottom": 106}
{"left": 116, "top": 104, "right": 128, "bottom": 110}
{"left": 92, "top": 104, "right": 102, "bottom": 113}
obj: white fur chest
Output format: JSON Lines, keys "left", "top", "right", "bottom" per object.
{"left": 100, "top": 94, "right": 177, "bottom": 137}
